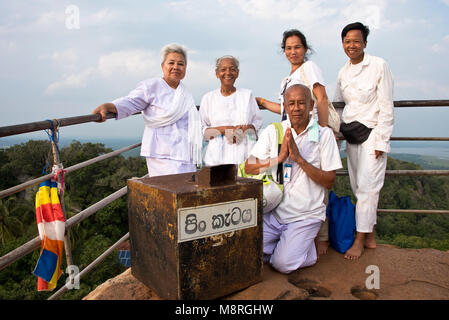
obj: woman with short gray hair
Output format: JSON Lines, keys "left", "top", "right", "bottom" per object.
{"left": 200, "top": 55, "right": 262, "bottom": 166}
{"left": 215, "top": 55, "right": 239, "bottom": 71}
{"left": 92, "top": 43, "right": 202, "bottom": 177}
{"left": 160, "top": 43, "right": 188, "bottom": 64}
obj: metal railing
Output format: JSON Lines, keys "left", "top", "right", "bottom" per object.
{"left": 0, "top": 99, "right": 448, "bottom": 300}
{"left": 0, "top": 112, "right": 141, "bottom": 300}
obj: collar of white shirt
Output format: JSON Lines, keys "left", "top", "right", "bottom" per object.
{"left": 344, "top": 53, "right": 371, "bottom": 76}
{"left": 287, "top": 116, "right": 316, "bottom": 140}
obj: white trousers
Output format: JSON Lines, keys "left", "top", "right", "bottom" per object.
{"left": 345, "top": 133, "right": 387, "bottom": 233}
{"left": 145, "top": 157, "right": 196, "bottom": 178}
{"left": 263, "top": 212, "right": 322, "bottom": 274}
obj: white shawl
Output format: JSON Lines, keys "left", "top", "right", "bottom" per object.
{"left": 143, "top": 81, "right": 202, "bottom": 166}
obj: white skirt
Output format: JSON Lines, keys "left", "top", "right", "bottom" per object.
{"left": 145, "top": 157, "right": 196, "bottom": 178}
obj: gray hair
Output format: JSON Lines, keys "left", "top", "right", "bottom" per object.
{"left": 160, "top": 43, "right": 188, "bottom": 64}
{"left": 215, "top": 55, "right": 239, "bottom": 71}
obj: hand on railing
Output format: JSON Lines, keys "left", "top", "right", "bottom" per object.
{"left": 92, "top": 103, "right": 118, "bottom": 122}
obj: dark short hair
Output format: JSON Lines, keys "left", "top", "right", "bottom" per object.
{"left": 281, "top": 29, "right": 313, "bottom": 59}
{"left": 341, "top": 22, "right": 370, "bottom": 42}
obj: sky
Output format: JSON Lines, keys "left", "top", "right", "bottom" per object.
{"left": 1, "top": 0, "right": 449, "bottom": 142}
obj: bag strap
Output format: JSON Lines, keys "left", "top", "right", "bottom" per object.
{"left": 299, "top": 65, "right": 318, "bottom": 103}
{"left": 271, "top": 122, "right": 284, "bottom": 184}
{"left": 280, "top": 79, "right": 291, "bottom": 121}
{"left": 272, "top": 122, "right": 284, "bottom": 145}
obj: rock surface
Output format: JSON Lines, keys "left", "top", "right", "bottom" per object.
{"left": 83, "top": 244, "right": 449, "bottom": 300}
{"left": 83, "top": 268, "right": 159, "bottom": 300}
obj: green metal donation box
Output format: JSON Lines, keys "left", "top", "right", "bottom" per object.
{"left": 127, "top": 164, "right": 263, "bottom": 300}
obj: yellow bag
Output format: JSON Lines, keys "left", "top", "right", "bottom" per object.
{"left": 238, "top": 122, "right": 284, "bottom": 213}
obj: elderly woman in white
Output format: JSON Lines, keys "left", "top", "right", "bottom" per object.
{"left": 92, "top": 43, "right": 202, "bottom": 177}
{"left": 200, "top": 55, "right": 263, "bottom": 166}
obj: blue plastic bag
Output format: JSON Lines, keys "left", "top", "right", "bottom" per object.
{"left": 326, "top": 191, "right": 356, "bottom": 253}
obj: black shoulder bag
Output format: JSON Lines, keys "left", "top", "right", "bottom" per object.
{"left": 340, "top": 121, "right": 372, "bottom": 144}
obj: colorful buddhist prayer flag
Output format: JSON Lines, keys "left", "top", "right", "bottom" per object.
{"left": 33, "top": 180, "right": 65, "bottom": 291}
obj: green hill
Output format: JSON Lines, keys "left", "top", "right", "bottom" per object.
{"left": 389, "top": 153, "right": 449, "bottom": 170}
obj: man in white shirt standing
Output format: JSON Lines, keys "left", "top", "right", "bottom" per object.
{"left": 334, "top": 22, "right": 394, "bottom": 260}
{"left": 244, "top": 84, "right": 342, "bottom": 274}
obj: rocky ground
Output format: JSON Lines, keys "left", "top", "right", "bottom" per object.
{"left": 83, "top": 244, "right": 449, "bottom": 300}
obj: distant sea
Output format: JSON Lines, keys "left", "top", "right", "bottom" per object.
{"left": 1, "top": 136, "right": 449, "bottom": 169}
{"left": 0, "top": 136, "right": 143, "bottom": 158}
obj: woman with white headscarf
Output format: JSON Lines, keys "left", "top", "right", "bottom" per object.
{"left": 92, "top": 43, "right": 202, "bottom": 177}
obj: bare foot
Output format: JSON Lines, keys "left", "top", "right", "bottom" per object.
{"left": 364, "top": 232, "right": 376, "bottom": 249}
{"left": 344, "top": 239, "right": 364, "bottom": 260}
{"left": 317, "top": 240, "right": 329, "bottom": 255}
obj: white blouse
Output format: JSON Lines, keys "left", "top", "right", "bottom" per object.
{"left": 200, "top": 88, "right": 263, "bottom": 166}
{"left": 112, "top": 78, "right": 193, "bottom": 163}
{"left": 334, "top": 54, "right": 394, "bottom": 152}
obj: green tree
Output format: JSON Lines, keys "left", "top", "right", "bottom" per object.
{"left": 3, "top": 140, "right": 53, "bottom": 179}
{"left": 0, "top": 197, "right": 24, "bottom": 244}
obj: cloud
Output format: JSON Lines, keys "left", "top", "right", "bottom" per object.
{"left": 221, "top": 0, "right": 336, "bottom": 23}
{"left": 431, "top": 35, "right": 449, "bottom": 54}
{"left": 45, "top": 68, "right": 94, "bottom": 94}
{"left": 51, "top": 48, "right": 78, "bottom": 64}
{"left": 396, "top": 77, "right": 449, "bottom": 97}
{"left": 183, "top": 60, "right": 216, "bottom": 94}
{"left": 96, "top": 50, "right": 160, "bottom": 78}
{"left": 83, "top": 8, "right": 118, "bottom": 27}
{"left": 35, "top": 10, "right": 65, "bottom": 26}
{"left": 45, "top": 49, "right": 216, "bottom": 97}
{"left": 45, "top": 49, "right": 159, "bottom": 94}
{"left": 341, "top": 0, "right": 387, "bottom": 30}
{"left": 385, "top": 17, "right": 431, "bottom": 30}
{"left": 34, "top": 7, "right": 118, "bottom": 30}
